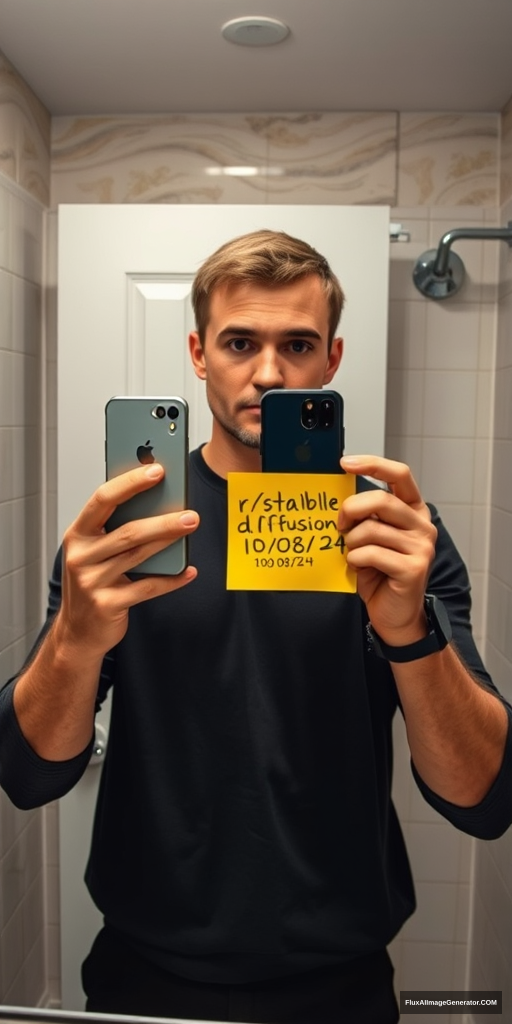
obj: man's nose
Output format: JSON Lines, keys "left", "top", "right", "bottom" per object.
{"left": 251, "top": 348, "right": 285, "bottom": 388}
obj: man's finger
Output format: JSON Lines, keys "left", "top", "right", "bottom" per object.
{"left": 339, "top": 488, "right": 432, "bottom": 533}
{"left": 341, "top": 455, "right": 423, "bottom": 508}
{"left": 73, "top": 464, "right": 165, "bottom": 533}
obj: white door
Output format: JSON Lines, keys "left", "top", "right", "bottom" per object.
{"left": 57, "top": 204, "right": 390, "bottom": 1008}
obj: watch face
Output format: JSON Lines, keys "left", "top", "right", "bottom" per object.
{"left": 425, "top": 594, "right": 452, "bottom": 645}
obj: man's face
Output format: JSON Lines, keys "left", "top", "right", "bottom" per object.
{"left": 189, "top": 275, "right": 343, "bottom": 451}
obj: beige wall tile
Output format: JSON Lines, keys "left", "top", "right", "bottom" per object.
{"left": 386, "top": 369, "right": 424, "bottom": 437}
{"left": 400, "top": 937, "right": 455, "bottom": 987}
{"left": 384, "top": 435, "right": 423, "bottom": 479}
{"left": 424, "top": 302, "right": 480, "bottom": 371}
{"left": 478, "top": 304, "right": 497, "bottom": 370}
{"left": 486, "top": 576, "right": 512, "bottom": 666}
{"left": 388, "top": 299, "right": 427, "bottom": 370}
{"left": 451, "top": 941, "right": 469, "bottom": 989}
{"left": 262, "top": 112, "right": 397, "bottom": 205}
{"left": 406, "top": 823, "right": 465, "bottom": 884}
{"left": 401, "top": 881, "right": 459, "bottom": 943}
{"left": 422, "top": 370, "right": 478, "bottom": 438}
{"left": 421, "top": 437, "right": 476, "bottom": 505}
{"left": 500, "top": 93, "right": 512, "bottom": 206}
{"left": 51, "top": 113, "right": 271, "bottom": 205}
{"left": 434, "top": 504, "right": 472, "bottom": 567}
{"left": 484, "top": 640, "right": 512, "bottom": 705}
{"left": 0, "top": 902, "right": 24, "bottom": 999}
{"left": 469, "top": 504, "right": 490, "bottom": 574}
{"left": 0, "top": 52, "right": 50, "bottom": 206}
{"left": 398, "top": 113, "right": 499, "bottom": 207}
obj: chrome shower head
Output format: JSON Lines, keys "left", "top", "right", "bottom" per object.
{"left": 413, "top": 223, "right": 512, "bottom": 299}
{"left": 413, "top": 248, "right": 465, "bottom": 300}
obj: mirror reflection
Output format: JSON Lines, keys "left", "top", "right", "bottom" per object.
{"left": 1, "top": 5, "right": 512, "bottom": 1021}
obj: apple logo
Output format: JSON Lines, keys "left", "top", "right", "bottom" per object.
{"left": 136, "top": 440, "right": 155, "bottom": 465}
{"left": 295, "top": 442, "right": 312, "bottom": 464}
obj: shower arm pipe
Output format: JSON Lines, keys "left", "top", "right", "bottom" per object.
{"left": 432, "top": 223, "right": 512, "bottom": 277}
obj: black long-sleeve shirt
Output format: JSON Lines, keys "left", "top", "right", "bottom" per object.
{"left": 1, "top": 449, "right": 512, "bottom": 983}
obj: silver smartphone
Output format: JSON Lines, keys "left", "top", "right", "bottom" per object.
{"left": 105, "top": 396, "right": 189, "bottom": 575}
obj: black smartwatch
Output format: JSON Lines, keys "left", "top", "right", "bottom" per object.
{"left": 366, "top": 594, "right": 452, "bottom": 663}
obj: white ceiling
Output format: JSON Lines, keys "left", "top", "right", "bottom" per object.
{"left": 0, "top": 0, "right": 512, "bottom": 117}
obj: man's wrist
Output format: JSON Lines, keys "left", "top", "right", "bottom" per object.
{"left": 366, "top": 595, "right": 452, "bottom": 663}
{"left": 371, "top": 612, "right": 429, "bottom": 649}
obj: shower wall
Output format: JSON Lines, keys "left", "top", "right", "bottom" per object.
{"left": 464, "top": 94, "right": 512, "bottom": 1024}
{"left": 0, "top": 52, "right": 53, "bottom": 1006}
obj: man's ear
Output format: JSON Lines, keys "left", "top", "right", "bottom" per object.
{"left": 323, "top": 336, "right": 343, "bottom": 384}
{"left": 188, "top": 331, "right": 207, "bottom": 380}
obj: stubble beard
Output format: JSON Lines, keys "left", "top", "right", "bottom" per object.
{"left": 206, "top": 389, "right": 261, "bottom": 450}
{"left": 216, "top": 418, "right": 261, "bottom": 450}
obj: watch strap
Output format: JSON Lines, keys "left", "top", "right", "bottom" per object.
{"left": 366, "top": 594, "right": 452, "bottom": 663}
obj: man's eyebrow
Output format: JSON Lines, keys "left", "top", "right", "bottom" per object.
{"left": 217, "top": 325, "right": 323, "bottom": 341}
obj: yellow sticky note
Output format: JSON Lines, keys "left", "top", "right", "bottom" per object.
{"left": 227, "top": 472, "right": 357, "bottom": 592}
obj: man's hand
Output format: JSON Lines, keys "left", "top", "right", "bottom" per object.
{"left": 12, "top": 463, "right": 199, "bottom": 762}
{"left": 60, "top": 462, "right": 199, "bottom": 659}
{"left": 339, "top": 456, "right": 437, "bottom": 645}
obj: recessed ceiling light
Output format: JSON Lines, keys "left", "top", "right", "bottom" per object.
{"left": 221, "top": 16, "right": 290, "bottom": 47}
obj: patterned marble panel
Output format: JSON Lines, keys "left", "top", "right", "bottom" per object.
{"left": 398, "top": 113, "right": 499, "bottom": 207}
{"left": 0, "top": 51, "right": 51, "bottom": 206}
{"left": 51, "top": 111, "right": 398, "bottom": 207}
{"left": 259, "top": 112, "right": 397, "bottom": 205}
{"left": 51, "top": 114, "right": 270, "bottom": 205}
{"left": 500, "top": 93, "right": 512, "bottom": 207}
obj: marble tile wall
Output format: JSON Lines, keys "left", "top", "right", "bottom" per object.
{"left": 51, "top": 110, "right": 500, "bottom": 209}
{"left": 0, "top": 52, "right": 50, "bottom": 206}
{"left": 398, "top": 114, "right": 499, "bottom": 207}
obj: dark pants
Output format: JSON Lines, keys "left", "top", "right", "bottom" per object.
{"left": 82, "top": 925, "right": 400, "bottom": 1023}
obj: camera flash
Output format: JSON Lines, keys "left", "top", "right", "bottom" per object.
{"left": 169, "top": 423, "right": 176, "bottom": 433}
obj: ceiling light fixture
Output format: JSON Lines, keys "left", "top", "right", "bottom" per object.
{"left": 221, "top": 16, "right": 290, "bottom": 47}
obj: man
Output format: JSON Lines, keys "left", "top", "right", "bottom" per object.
{"left": 1, "top": 230, "right": 511, "bottom": 1024}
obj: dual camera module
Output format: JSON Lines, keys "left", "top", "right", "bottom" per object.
{"left": 301, "top": 398, "right": 336, "bottom": 431}
{"left": 151, "top": 405, "right": 180, "bottom": 421}
{"left": 150, "top": 404, "right": 180, "bottom": 434}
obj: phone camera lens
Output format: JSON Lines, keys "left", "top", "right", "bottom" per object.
{"left": 320, "top": 399, "right": 334, "bottom": 429}
{"left": 301, "top": 399, "right": 318, "bottom": 430}
{"left": 167, "top": 405, "right": 180, "bottom": 420}
{"left": 152, "top": 405, "right": 166, "bottom": 419}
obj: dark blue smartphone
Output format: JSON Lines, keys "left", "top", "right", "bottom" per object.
{"left": 260, "top": 389, "right": 344, "bottom": 474}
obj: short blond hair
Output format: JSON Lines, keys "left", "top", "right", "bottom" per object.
{"left": 192, "top": 229, "right": 345, "bottom": 348}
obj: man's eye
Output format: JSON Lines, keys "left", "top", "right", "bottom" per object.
{"left": 290, "top": 340, "right": 310, "bottom": 353}
{"left": 230, "top": 338, "right": 250, "bottom": 352}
